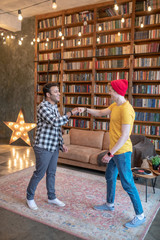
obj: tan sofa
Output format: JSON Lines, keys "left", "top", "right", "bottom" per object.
{"left": 58, "top": 128, "right": 109, "bottom": 171}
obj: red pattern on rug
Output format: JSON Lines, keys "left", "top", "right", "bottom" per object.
{"left": 0, "top": 166, "right": 159, "bottom": 240}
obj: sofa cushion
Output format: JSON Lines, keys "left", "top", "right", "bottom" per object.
{"left": 59, "top": 145, "right": 101, "bottom": 163}
{"left": 102, "top": 132, "right": 110, "bottom": 150}
{"left": 70, "top": 129, "right": 104, "bottom": 149}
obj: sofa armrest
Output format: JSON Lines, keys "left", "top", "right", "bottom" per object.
{"left": 63, "top": 134, "right": 70, "bottom": 145}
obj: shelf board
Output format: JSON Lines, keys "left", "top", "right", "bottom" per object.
{"left": 97, "top": 14, "right": 132, "bottom": 23}
{"left": 63, "top": 57, "right": 93, "bottom": 61}
{"left": 134, "top": 38, "right": 160, "bottom": 44}
{"left": 64, "top": 20, "right": 94, "bottom": 28}
{"left": 96, "top": 67, "right": 130, "bottom": 71}
{"left": 135, "top": 23, "right": 160, "bottom": 31}
{"left": 135, "top": 9, "right": 160, "bottom": 16}
{"left": 132, "top": 93, "right": 160, "bottom": 98}
{"left": 133, "top": 80, "right": 160, "bottom": 84}
{"left": 134, "top": 120, "right": 160, "bottom": 126}
{"left": 64, "top": 44, "right": 93, "bottom": 50}
{"left": 63, "top": 104, "right": 91, "bottom": 107}
{"left": 63, "top": 126, "right": 90, "bottom": 130}
{"left": 38, "top": 48, "right": 61, "bottom": 53}
{"left": 63, "top": 92, "right": 91, "bottom": 95}
{"left": 96, "top": 54, "right": 130, "bottom": 59}
{"left": 133, "top": 66, "right": 160, "bottom": 70}
{"left": 94, "top": 93, "right": 110, "bottom": 96}
{"left": 63, "top": 81, "right": 92, "bottom": 84}
{"left": 64, "top": 32, "right": 93, "bottom": 40}
{"left": 134, "top": 107, "right": 160, "bottom": 112}
{"left": 37, "top": 70, "right": 60, "bottom": 74}
{"left": 64, "top": 69, "right": 92, "bottom": 72}
{"left": 96, "top": 27, "right": 131, "bottom": 35}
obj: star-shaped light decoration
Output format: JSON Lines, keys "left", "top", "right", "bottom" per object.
{"left": 4, "top": 109, "right": 36, "bottom": 146}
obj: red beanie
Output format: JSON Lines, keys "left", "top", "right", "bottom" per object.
{"left": 111, "top": 79, "right": 128, "bottom": 96}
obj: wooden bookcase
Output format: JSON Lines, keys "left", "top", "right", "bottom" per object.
{"left": 34, "top": 0, "right": 160, "bottom": 154}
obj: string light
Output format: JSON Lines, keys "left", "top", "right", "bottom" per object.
{"left": 61, "top": 35, "right": 64, "bottom": 40}
{"left": 140, "top": 20, "right": 144, "bottom": 28}
{"left": 59, "top": 30, "right": 62, "bottom": 37}
{"left": 78, "top": 39, "right": 81, "bottom": 45}
{"left": 147, "top": 1, "right": 152, "bottom": 11}
{"left": 98, "top": 25, "right": 102, "bottom": 31}
{"left": 83, "top": 17, "right": 87, "bottom": 26}
{"left": 121, "top": 15, "right": 125, "bottom": 23}
{"left": 52, "top": 0, "right": 57, "bottom": 9}
{"left": 18, "top": 10, "right": 23, "bottom": 21}
{"left": 114, "top": 0, "right": 119, "bottom": 11}
{"left": 118, "top": 32, "right": 121, "bottom": 36}
{"left": 46, "top": 37, "right": 49, "bottom": 41}
{"left": 97, "top": 36, "right": 100, "bottom": 43}
{"left": 18, "top": 40, "right": 22, "bottom": 45}
{"left": 78, "top": 32, "right": 82, "bottom": 37}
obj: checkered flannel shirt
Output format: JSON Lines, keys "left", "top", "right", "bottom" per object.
{"left": 34, "top": 100, "right": 69, "bottom": 152}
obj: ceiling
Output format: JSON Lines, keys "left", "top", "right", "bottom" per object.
{"left": 0, "top": 0, "right": 107, "bottom": 32}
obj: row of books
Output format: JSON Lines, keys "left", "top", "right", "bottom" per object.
{"left": 135, "top": 30, "right": 160, "bottom": 40}
{"left": 39, "top": 52, "right": 61, "bottom": 61}
{"left": 135, "top": 112, "right": 160, "bottom": 122}
{"left": 63, "top": 73, "right": 92, "bottom": 82}
{"left": 98, "top": 33, "right": 131, "bottom": 44}
{"left": 63, "top": 85, "right": 91, "bottom": 93}
{"left": 64, "top": 37, "right": 93, "bottom": 47}
{"left": 135, "top": 14, "right": 160, "bottom": 26}
{"left": 132, "top": 98, "right": 160, "bottom": 108}
{"left": 96, "top": 19, "right": 131, "bottom": 31}
{"left": 96, "top": 46, "right": 130, "bottom": 56}
{"left": 94, "top": 97, "right": 111, "bottom": 106}
{"left": 149, "top": 139, "right": 160, "bottom": 149}
{"left": 39, "top": 41, "right": 60, "bottom": 50}
{"left": 95, "top": 59, "right": 129, "bottom": 69}
{"left": 38, "top": 74, "right": 58, "bottom": 82}
{"left": 134, "top": 57, "right": 160, "bottom": 67}
{"left": 133, "top": 70, "right": 160, "bottom": 80}
{"left": 132, "top": 85, "right": 160, "bottom": 94}
{"left": 39, "top": 17, "right": 62, "bottom": 29}
{"left": 93, "top": 121, "right": 109, "bottom": 130}
{"left": 136, "top": 0, "right": 160, "bottom": 12}
{"left": 65, "top": 11, "right": 94, "bottom": 24}
{"left": 63, "top": 49, "right": 93, "bottom": 59}
{"left": 64, "top": 61, "right": 92, "bottom": 70}
{"left": 95, "top": 72, "right": 129, "bottom": 81}
{"left": 134, "top": 43, "right": 160, "bottom": 54}
{"left": 94, "top": 85, "right": 108, "bottom": 93}
{"left": 65, "top": 119, "right": 90, "bottom": 128}
{"left": 64, "top": 25, "right": 94, "bottom": 36}
{"left": 132, "top": 125, "right": 160, "bottom": 136}
{"left": 39, "top": 29, "right": 60, "bottom": 40}
{"left": 38, "top": 63, "right": 59, "bottom": 71}
{"left": 98, "top": 2, "right": 132, "bottom": 18}
{"left": 63, "top": 96, "right": 91, "bottom": 104}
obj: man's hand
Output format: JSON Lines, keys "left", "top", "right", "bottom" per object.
{"left": 78, "top": 107, "right": 87, "bottom": 113}
{"left": 62, "top": 145, "right": 68, "bottom": 153}
{"left": 102, "top": 154, "right": 112, "bottom": 163}
{"left": 71, "top": 107, "right": 79, "bottom": 115}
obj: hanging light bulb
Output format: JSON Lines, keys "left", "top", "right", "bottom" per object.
{"left": 31, "top": 41, "right": 34, "bottom": 45}
{"left": 18, "top": 40, "right": 22, "bottom": 45}
{"left": 121, "top": 15, "right": 125, "bottom": 23}
{"left": 61, "top": 35, "right": 64, "bottom": 40}
{"left": 98, "top": 25, "right": 102, "bottom": 31}
{"left": 83, "top": 17, "right": 87, "bottom": 26}
{"left": 21, "top": 37, "right": 23, "bottom": 41}
{"left": 140, "top": 21, "right": 144, "bottom": 28}
{"left": 7, "top": 35, "right": 10, "bottom": 39}
{"left": 78, "top": 39, "right": 81, "bottom": 45}
{"left": 78, "top": 32, "right": 82, "bottom": 37}
{"left": 46, "top": 37, "right": 49, "bottom": 42}
{"left": 147, "top": 1, "right": 152, "bottom": 11}
{"left": 18, "top": 10, "right": 23, "bottom": 21}
{"left": 59, "top": 30, "right": 62, "bottom": 37}
{"left": 52, "top": 0, "right": 57, "bottom": 9}
{"left": 1, "top": 32, "right": 4, "bottom": 36}
{"left": 118, "top": 32, "right": 121, "bottom": 36}
{"left": 33, "top": 38, "right": 35, "bottom": 42}
{"left": 97, "top": 37, "right": 100, "bottom": 43}
{"left": 11, "top": 35, "right": 14, "bottom": 39}
{"left": 37, "top": 37, "right": 40, "bottom": 42}
{"left": 114, "top": 0, "right": 119, "bottom": 11}
{"left": 61, "top": 42, "right": 64, "bottom": 47}
{"left": 3, "top": 40, "right": 6, "bottom": 45}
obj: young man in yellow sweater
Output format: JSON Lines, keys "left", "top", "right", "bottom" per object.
{"left": 79, "top": 79, "right": 145, "bottom": 228}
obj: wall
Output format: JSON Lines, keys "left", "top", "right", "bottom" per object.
{"left": 0, "top": 17, "right": 35, "bottom": 144}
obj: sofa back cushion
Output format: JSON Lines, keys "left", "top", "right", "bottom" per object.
{"left": 102, "top": 132, "right": 110, "bottom": 150}
{"left": 70, "top": 129, "right": 104, "bottom": 149}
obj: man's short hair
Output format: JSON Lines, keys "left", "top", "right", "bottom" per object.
{"left": 43, "top": 82, "right": 59, "bottom": 98}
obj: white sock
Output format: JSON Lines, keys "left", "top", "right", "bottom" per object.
{"left": 136, "top": 213, "right": 144, "bottom": 220}
{"left": 106, "top": 202, "right": 114, "bottom": 207}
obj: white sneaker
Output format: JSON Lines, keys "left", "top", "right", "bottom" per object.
{"left": 26, "top": 199, "right": 38, "bottom": 210}
{"left": 48, "top": 198, "right": 65, "bottom": 207}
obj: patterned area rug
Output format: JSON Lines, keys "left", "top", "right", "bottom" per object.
{"left": 0, "top": 166, "right": 159, "bottom": 240}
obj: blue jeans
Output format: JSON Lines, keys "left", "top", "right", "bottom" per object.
{"left": 105, "top": 152, "right": 143, "bottom": 215}
{"left": 27, "top": 146, "right": 59, "bottom": 200}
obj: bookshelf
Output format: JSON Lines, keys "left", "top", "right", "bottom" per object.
{"left": 35, "top": 0, "right": 160, "bottom": 153}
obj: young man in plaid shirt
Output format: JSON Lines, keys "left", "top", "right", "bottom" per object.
{"left": 26, "top": 82, "right": 78, "bottom": 210}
